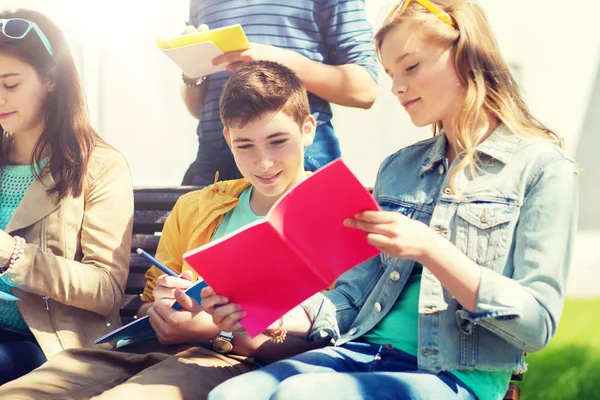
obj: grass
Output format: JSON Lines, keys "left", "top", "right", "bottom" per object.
{"left": 520, "top": 298, "right": 600, "bottom": 400}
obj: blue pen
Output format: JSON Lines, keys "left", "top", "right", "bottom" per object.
{"left": 136, "top": 248, "right": 179, "bottom": 277}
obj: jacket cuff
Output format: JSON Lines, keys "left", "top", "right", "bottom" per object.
{"left": 301, "top": 293, "right": 339, "bottom": 343}
{"left": 456, "top": 268, "right": 522, "bottom": 331}
{"left": 3, "top": 244, "right": 35, "bottom": 291}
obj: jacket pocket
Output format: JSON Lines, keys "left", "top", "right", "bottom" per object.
{"left": 455, "top": 202, "right": 517, "bottom": 267}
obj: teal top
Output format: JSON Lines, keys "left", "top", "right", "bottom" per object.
{"left": 0, "top": 158, "right": 49, "bottom": 334}
{"left": 363, "top": 263, "right": 511, "bottom": 400}
{"left": 212, "top": 186, "right": 264, "bottom": 241}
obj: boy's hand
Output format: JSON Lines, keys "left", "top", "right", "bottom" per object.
{"left": 152, "top": 270, "right": 194, "bottom": 304}
{"left": 212, "top": 43, "right": 296, "bottom": 73}
{"left": 344, "top": 210, "right": 436, "bottom": 262}
{"left": 182, "top": 23, "right": 209, "bottom": 35}
{"left": 147, "top": 288, "right": 205, "bottom": 345}
{"left": 200, "top": 286, "right": 246, "bottom": 333}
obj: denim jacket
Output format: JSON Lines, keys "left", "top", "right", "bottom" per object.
{"left": 302, "top": 125, "right": 578, "bottom": 373}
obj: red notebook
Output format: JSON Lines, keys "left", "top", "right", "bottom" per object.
{"left": 183, "top": 159, "right": 380, "bottom": 337}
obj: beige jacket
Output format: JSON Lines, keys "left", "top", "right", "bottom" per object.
{"left": 0, "top": 145, "right": 134, "bottom": 360}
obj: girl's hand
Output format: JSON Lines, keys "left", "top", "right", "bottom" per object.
{"left": 200, "top": 286, "right": 246, "bottom": 333}
{"left": 344, "top": 210, "right": 436, "bottom": 262}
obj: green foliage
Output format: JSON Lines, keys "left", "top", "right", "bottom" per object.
{"left": 521, "top": 299, "right": 600, "bottom": 400}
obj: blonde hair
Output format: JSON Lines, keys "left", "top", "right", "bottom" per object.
{"left": 375, "top": 0, "right": 562, "bottom": 187}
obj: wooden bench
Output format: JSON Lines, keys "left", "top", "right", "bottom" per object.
{"left": 122, "top": 186, "right": 521, "bottom": 399}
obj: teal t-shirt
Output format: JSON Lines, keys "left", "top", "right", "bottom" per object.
{"left": 0, "top": 159, "right": 49, "bottom": 334}
{"left": 212, "top": 186, "right": 264, "bottom": 241}
{"left": 362, "top": 263, "right": 511, "bottom": 400}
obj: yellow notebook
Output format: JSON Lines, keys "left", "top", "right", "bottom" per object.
{"left": 157, "top": 24, "right": 250, "bottom": 78}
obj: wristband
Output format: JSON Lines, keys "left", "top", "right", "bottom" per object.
{"left": 1, "top": 236, "right": 26, "bottom": 273}
{"left": 182, "top": 73, "right": 207, "bottom": 88}
{"left": 263, "top": 318, "right": 287, "bottom": 344}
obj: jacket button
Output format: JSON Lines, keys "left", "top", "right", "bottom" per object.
{"left": 443, "top": 187, "right": 453, "bottom": 195}
{"left": 348, "top": 327, "right": 357, "bottom": 336}
{"left": 480, "top": 209, "right": 489, "bottom": 223}
{"left": 374, "top": 302, "right": 382, "bottom": 313}
{"left": 389, "top": 271, "right": 400, "bottom": 281}
{"left": 438, "top": 165, "right": 445, "bottom": 175}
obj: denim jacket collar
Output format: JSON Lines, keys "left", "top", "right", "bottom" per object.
{"left": 418, "top": 134, "right": 447, "bottom": 177}
{"left": 475, "top": 124, "right": 521, "bottom": 164}
{"left": 418, "top": 124, "right": 521, "bottom": 178}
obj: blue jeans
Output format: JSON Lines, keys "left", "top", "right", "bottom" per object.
{"left": 182, "top": 122, "right": 340, "bottom": 186}
{"left": 0, "top": 329, "right": 47, "bottom": 385}
{"left": 208, "top": 342, "right": 476, "bottom": 400}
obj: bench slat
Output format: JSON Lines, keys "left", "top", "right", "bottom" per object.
{"left": 132, "top": 234, "right": 161, "bottom": 252}
{"left": 121, "top": 294, "right": 143, "bottom": 314}
{"left": 125, "top": 273, "right": 147, "bottom": 294}
{"left": 134, "top": 186, "right": 200, "bottom": 209}
{"left": 129, "top": 253, "right": 157, "bottom": 270}
{"left": 134, "top": 210, "right": 171, "bottom": 224}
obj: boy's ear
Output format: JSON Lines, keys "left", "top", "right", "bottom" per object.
{"left": 301, "top": 115, "right": 316, "bottom": 147}
{"left": 223, "top": 128, "right": 232, "bottom": 149}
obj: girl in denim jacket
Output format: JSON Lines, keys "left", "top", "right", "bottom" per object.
{"left": 204, "top": 1, "right": 578, "bottom": 399}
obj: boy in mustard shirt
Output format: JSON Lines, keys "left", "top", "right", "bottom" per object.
{"left": 0, "top": 60, "right": 326, "bottom": 400}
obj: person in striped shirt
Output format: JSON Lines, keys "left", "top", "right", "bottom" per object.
{"left": 181, "top": 0, "right": 379, "bottom": 186}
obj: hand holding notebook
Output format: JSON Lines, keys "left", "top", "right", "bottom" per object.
{"left": 157, "top": 24, "right": 250, "bottom": 78}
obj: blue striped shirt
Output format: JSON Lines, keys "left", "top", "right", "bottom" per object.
{"left": 188, "top": 0, "right": 378, "bottom": 173}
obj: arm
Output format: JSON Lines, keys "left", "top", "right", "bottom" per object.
{"left": 314, "top": 0, "right": 379, "bottom": 108}
{"left": 231, "top": 308, "right": 325, "bottom": 365}
{"left": 180, "top": 79, "right": 208, "bottom": 119}
{"left": 2, "top": 151, "right": 133, "bottom": 316}
{"left": 212, "top": 1, "right": 378, "bottom": 109}
{"left": 348, "top": 157, "right": 578, "bottom": 353}
{"left": 454, "top": 158, "right": 578, "bottom": 352}
{"left": 273, "top": 55, "right": 377, "bottom": 110}
{"left": 200, "top": 287, "right": 324, "bottom": 364}
{"left": 179, "top": 19, "right": 210, "bottom": 119}
{"left": 215, "top": 48, "right": 377, "bottom": 110}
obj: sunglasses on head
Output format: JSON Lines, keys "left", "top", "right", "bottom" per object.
{"left": 388, "top": 0, "right": 455, "bottom": 27}
{"left": 0, "top": 18, "right": 54, "bottom": 56}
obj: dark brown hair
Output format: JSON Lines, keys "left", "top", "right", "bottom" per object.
{"left": 0, "top": 9, "right": 103, "bottom": 200}
{"left": 220, "top": 60, "right": 310, "bottom": 129}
